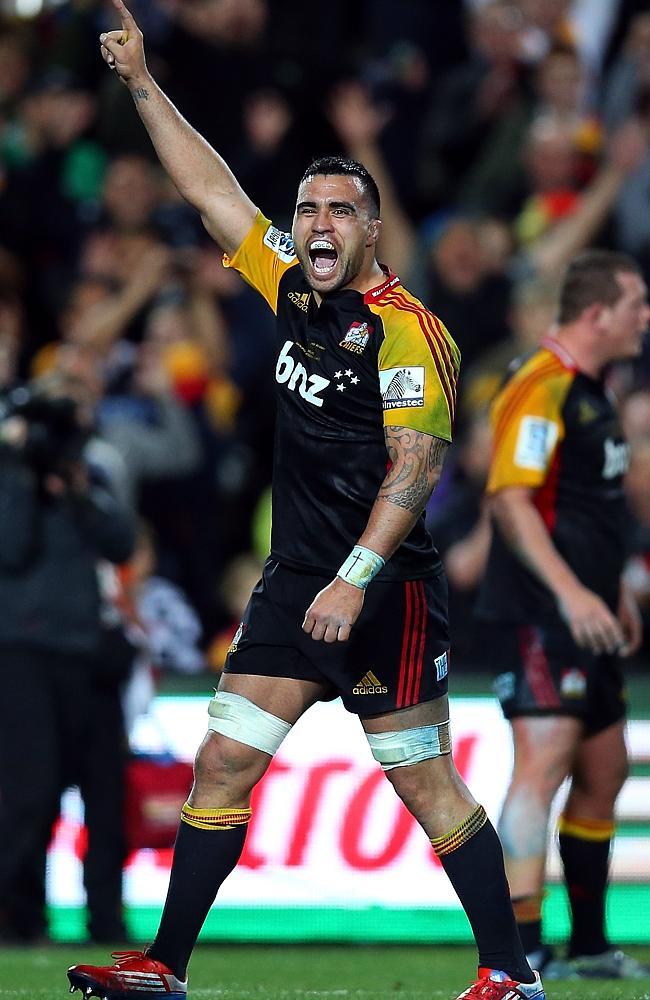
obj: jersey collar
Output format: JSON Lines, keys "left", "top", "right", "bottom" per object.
{"left": 363, "top": 266, "right": 401, "bottom": 304}
{"left": 541, "top": 334, "right": 578, "bottom": 372}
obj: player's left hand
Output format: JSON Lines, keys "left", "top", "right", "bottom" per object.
{"left": 617, "top": 581, "right": 643, "bottom": 657}
{"left": 302, "top": 577, "right": 364, "bottom": 643}
{"left": 99, "top": 0, "right": 147, "bottom": 87}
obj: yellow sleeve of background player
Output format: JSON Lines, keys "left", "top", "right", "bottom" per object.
{"left": 487, "top": 367, "right": 573, "bottom": 493}
{"left": 375, "top": 302, "right": 460, "bottom": 441}
{"left": 222, "top": 211, "right": 299, "bottom": 314}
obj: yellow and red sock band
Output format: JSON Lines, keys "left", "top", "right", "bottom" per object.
{"left": 558, "top": 814, "right": 615, "bottom": 842}
{"left": 180, "top": 802, "right": 252, "bottom": 831}
{"left": 431, "top": 804, "right": 487, "bottom": 857}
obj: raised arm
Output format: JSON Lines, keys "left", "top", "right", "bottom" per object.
{"left": 302, "top": 427, "right": 448, "bottom": 642}
{"left": 531, "top": 120, "right": 648, "bottom": 281}
{"left": 99, "top": 0, "right": 256, "bottom": 256}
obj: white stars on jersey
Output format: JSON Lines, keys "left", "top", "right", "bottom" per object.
{"left": 333, "top": 368, "right": 360, "bottom": 392}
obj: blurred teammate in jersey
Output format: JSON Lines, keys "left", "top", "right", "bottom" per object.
{"left": 478, "top": 250, "right": 649, "bottom": 979}
{"left": 66, "top": 3, "right": 544, "bottom": 999}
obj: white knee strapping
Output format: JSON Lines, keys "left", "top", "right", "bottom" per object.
{"left": 207, "top": 692, "right": 292, "bottom": 756}
{"left": 366, "top": 720, "right": 451, "bottom": 770}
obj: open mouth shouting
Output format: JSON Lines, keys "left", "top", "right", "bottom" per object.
{"left": 308, "top": 239, "right": 339, "bottom": 279}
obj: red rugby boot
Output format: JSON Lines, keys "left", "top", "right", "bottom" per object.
{"left": 455, "top": 968, "right": 546, "bottom": 999}
{"left": 68, "top": 950, "right": 187, "bottom": 999}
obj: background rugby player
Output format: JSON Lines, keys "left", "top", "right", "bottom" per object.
{"left": 479, "top": 249, "right": 649, "bottom": 980}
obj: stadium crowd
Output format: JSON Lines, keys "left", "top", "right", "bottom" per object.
{"left": 1, "top": 0, "right": 650, "bottom": 678}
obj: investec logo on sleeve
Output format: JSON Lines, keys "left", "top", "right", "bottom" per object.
{"left": 379, "top": 367, "right": 425, "bottom": 409}
{"left": 276, "top": 340, "right": 330, "bottom": 407}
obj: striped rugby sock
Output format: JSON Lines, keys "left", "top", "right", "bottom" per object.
{"left": 148, "top": 804, "right": 251, "bottom": 979}
{"left": 558, "top": 813, "right": 614, "bottom": 957}
{"left": 433, "top": 806, "right": 533, "bottom": 982}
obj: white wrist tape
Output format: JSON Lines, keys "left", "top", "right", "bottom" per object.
{"left": 337, "top": 545, "right": 385, "bottom": 590}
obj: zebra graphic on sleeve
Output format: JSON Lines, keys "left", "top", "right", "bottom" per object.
{"left": 379, "top": 366, "right": 425, "bottom": 409}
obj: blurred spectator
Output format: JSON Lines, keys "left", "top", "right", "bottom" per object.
{"left": 122, "top": 521, "right": 205, "bottom": 677}
{"left": 423, "top": 218, "right": 512, "bottom": 371}
{"left": 0, "top": 68, "right": 103, "bottom": 348}
{"left": 420, "top": 1, "right": 531, "bottom": 209}
{"left": 158, "top": 0, "right": 273, "bottom": 164}
{"left": 603, "top": 12, "right": 650, "bottom": 130}
{"left": 460, "top": 44, "right": 602, "bottom": 219}
{"left": 49, "top": 251, "right": 171, "bottom": 363}
{"left": 31, "top": 342, "right": 202, "bottom": 517}
{"left": 512, "top": 116, "right": 648, "bottom": 284}
{"left": 517, "top": 0, "right": 574, "bottom": 62}
{"left": 0, "top": 29, "right": 33, "bottom": 166}
{"left": 534, "top": 45, "right": 603, "bottom": 181}
{"left": 231, "top": 88, "right": 308, "bottom": 232}
{"left": 80, "top": 154, "right": 167, "bottom": 286}
{"left": 461, "top": 276, "right": 559, "bottom": 417}
{"left": 0, "top": 373, "right": 135, "bottom": 943}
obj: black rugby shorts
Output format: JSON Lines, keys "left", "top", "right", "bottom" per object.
{"left": 224, "top": 558, "right": 450, "bottom": 714}
{"left": 484, "top": 619, "right": 627, "bottom": 736}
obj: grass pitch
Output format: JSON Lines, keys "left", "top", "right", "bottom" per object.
{"left": 1, "top": 944, "right": 650, "bottom": 1000}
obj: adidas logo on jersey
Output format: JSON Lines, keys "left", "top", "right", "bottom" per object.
{"left": 288, "top": 291, "right": 310, "bottom": 312}
{"left": 578, "top": 400, "right": 599, "bottom": 424}
{"left": 353, "top": 670, "right": 388, "bottom": 695}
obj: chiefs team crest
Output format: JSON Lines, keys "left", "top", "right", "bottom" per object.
{"left": 340, "top": 321, "right": 373, "bottom": 355}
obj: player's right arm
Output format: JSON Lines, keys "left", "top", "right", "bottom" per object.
{"left": 487, "top": 369, "right": 624, "bottom": 656}
{"left": 489, "top": 486, "right": 624, "bottom": 654}
{"left": 99, "top": 0, "right": 256, "bottom": 257}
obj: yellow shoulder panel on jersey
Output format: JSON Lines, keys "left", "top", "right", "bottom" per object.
{"left": 222, "top": 211, "right": 299, "bottom": 314}
{"left": 371, "top": 288, "right": 460, "bottom": 442}
{"left": 487, "top": 350, "right": 575, "bottom": 493}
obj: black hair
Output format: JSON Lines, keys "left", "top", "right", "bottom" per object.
{"left": 300, "top": 156, "right": 381, "bottom": 217}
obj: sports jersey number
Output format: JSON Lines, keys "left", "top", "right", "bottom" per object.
{"left": 275, "top": 340, "right": 330, "bottom": 408}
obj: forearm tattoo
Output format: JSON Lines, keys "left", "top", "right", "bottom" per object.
{"left": 133, "top": 87, "right": 150, "bottom": 102}
{"left": 380, "top": 427, "right": 448, "bottom": 513}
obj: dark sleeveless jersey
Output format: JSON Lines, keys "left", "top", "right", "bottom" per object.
{"left": 224, "top": 212, "right": 460, "bottom": 579}
{"left": 478, "top": 338, "right": 629, "bottom": 621}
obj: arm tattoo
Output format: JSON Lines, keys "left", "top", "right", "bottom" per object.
{"left": 133, "top": 87, "right": 150, "bottom": 102}
{"left": 379, "top": 426, "right": 448, "bottom": 513}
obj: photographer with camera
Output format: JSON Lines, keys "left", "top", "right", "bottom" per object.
{"left": 0, "top": 376, "right": 136, "bottom": 944}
